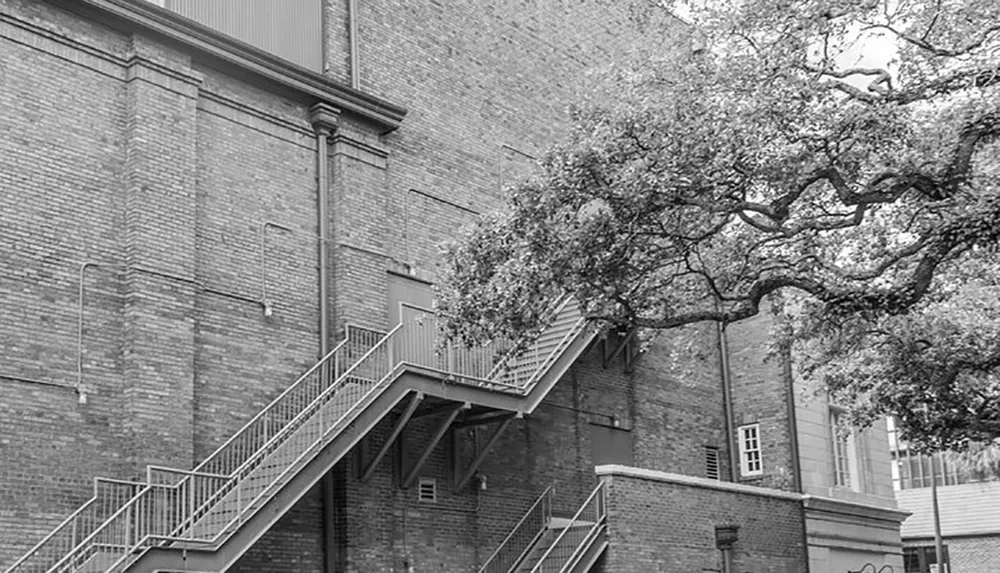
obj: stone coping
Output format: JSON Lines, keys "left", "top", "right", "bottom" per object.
{"left": 596, "top": 464, "right": 909, "bottom": 523}
{"left": 595, "top": 464, "right": 802, "bottom": 501}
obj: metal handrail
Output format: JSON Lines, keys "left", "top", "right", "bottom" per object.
{"left": 529, "top": 481, "right": 607, "bottom": 573}
{"left": 44, "top": 482, "right": 154, "bottom": 573}
{"left": 557, "top": 498, "right": 607, "bottom": 573}
{"left": 19, "top": 298, "right": 590, "bottom": 573}
{"left": 485, "top": 295, "right": 574, "bottom": 380}
{"left": 477, "top": 484, "right": 554, "bottom": 573}
{"left": 161, "top": 322, "right": 406, "bottom": 544}
{"left": 36, "top": 325, "right": 390, "bottom": 573}
{"left": 149, "top": 322, "right": 404, "bottom": 547}
{"left": 3, "top": 477, "right": 143, "bottom": 573}
{"left": 2, "top": 499, "right": 96, "bottom": 573}
{"left": 502, "top": 317, "right": 586, "bottom": 390}
{"left": 194, "top": 323, "right": 382, "bottom": 474}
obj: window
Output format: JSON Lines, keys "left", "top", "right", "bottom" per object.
{"left": 417, "top": 478, "right": 437, "bottom": 503}
{"left": 831, "top": 410, "right": 859, "bottom": 490}
{"left": 140, "top": 0, "right": 324, "bottom": 71}
{"left": 704, "top": 446, "right": 721, "bottom": 480}
{"left": 903, "top": 545, "right": 949, "bottom": 573}
{"left": 888, "top": 417, "right": 976, "bottom": 490}
{"left": 737, "top": 424, "right": 762, "bottom": 477}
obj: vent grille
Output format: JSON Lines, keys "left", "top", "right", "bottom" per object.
{"left": 417, "top": 478, "right": 437, "bottom": 502}
{"left": 705, "top": 446, "right": 721, "bottom": 480}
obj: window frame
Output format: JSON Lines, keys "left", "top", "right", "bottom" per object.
{"left": 830, "top": 409, "right": 859, "bottom": 490}
{"left": 737, "top": 423, "right": 763, "bottom": 477}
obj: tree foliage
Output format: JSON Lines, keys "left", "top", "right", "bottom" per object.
{"left": 437, "top": 0, "right": 1000, "bottom": 450}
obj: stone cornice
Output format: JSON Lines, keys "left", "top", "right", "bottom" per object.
{"left": 803, "top": 494, "right": 911, "bottom": 523}
{"left": 47, "top": 0, "right": 407, "bottom": 133}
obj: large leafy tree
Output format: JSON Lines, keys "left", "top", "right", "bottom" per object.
{"left": 436, "top": 0, "right": 1000, "bottom": 451}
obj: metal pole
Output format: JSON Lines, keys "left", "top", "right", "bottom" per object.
{"left": 932, "top": 461, "right": 945, "bottom": 571}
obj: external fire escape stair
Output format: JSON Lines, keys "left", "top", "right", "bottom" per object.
{"left": 7, "top": 297, "right": 599, "bottom": 573}
{"left": 479, "top": 481, "right": 608, "bottom": 573}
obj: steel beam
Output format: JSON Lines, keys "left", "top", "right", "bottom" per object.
{"left": 454, "top": 413, "right": 517, "bottom": 491}
{"left": 452, "top": 410, "right": 517, "bottom": 429}
{"left": 402, "top": 402, "right": 467, "bottom": 488}
{"left": 360, "top": 392, "right": 423, "bottom": 483}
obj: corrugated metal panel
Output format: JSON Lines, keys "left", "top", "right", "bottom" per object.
{"left": 897, "top": 481, "right": 1000, "bottom": 538}
{"left": 165, "top": 0, "right": 322, "bottom": 71}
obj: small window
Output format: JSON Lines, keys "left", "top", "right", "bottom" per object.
{"left": 417, "top": 477, "right": 437, "bottom": 503}
{"left": 704, "top": 446, "right": 720, "bottom": 480}
{"left": 737, "top": 424, "right": 762, "bottom": 477}
{"left": 831, "top": 410, "right": 860, "bottom": 491}
{"left": 903, "top": 545, "right": 949, "bottom": 573}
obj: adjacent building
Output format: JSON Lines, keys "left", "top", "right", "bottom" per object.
{"left": 0, "top": 1, "right": 906, "bottom": 572}
{"left": 888, "top": 419, "right": 1000, "bottom": 573}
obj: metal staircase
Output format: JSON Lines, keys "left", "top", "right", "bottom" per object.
{"left": 480, "top": 482, "right": 609, "bottom": 573}
{"left": 6, "top": 297, "right": 598, "bottom": 573}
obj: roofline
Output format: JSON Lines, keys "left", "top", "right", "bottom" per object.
{"left": 47, "top": 0, "right": 407, "bottom": 133}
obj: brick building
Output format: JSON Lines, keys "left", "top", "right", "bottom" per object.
{"left": 0, "top": 1, "right": 905, "bottom": 572}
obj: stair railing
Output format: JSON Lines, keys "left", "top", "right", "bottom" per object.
{"left": 195, "top": 324, "right": 384, "bottom": 477}
{"left": 394, "top": 300, "right": 587, "bottom": 393}
{"left": 485, "top": 295, "right": 573, "bottom": 381}
{"left": 478, "top": 485, "right": 554, "bottom": 573}
{"left": 20, "top": 298, "right": 592, "bottom": 573}
{"left": 37, "top": 324, "right": 388, "bottom": 573}
{"left": 3, "top": 477, "right": 141, "bottom": 573}
{"left": 496, "top": 306, "right": 586, "bottom": 390}
{"left": 529, "top": 481, "right": 607, "bottom": 573}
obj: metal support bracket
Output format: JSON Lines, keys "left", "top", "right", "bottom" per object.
{"left": 359, "top": 392, "right": 423, "bottom": 483}
{"left": 401, "top": 402, "right": 468, "bottom": 489}
{"left": 603, "top": 328, "right": 637, "bottom": 369}
{"left": 453, "top": 412, "right": 518, "bottom": 492}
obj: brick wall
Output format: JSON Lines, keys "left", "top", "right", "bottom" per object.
{"left": 596, "top": 466, "right": 807, "bottom": 573}
{"left": 0, "top": 1, "right": 852, "bottom": 573}
{"left": 0, "top": 1, "right": 323, "bottom": 567}
{"left": 726, "top": 311, "right": 798, "bottom": 491}
{"left": 941, "top": 535, "right": 1000, "bottom": 573}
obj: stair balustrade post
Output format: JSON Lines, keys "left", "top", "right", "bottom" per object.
{"left": 319, "top": 383, "right": 325, "bottom": 436}
{"left": 188, "top": 479, "right": 194, "bottom": 539}
{"left": 388, "top": 331, "right": 395, "bottom": 370}
{"left": 447, "top": 341, "right": 455, "bottom": 375}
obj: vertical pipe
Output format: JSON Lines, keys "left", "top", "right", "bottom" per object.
{"left": 348, "top": 0, "right": 360, "bottom": 90}
{"left": 782, "top": 341, "right": 803, "bottom": 493}
{"left": 721, "top": 548, "right": 733, "bottom": 573}
{"left": 309, "top": 103, "right": 339, "bottom": 573}
{"left": 316, "top": 127, "right": 331, "bottom": 357}
{"left": 716, "top": 320, "right": 738, "bottom": 482}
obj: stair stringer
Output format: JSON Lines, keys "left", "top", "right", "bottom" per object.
{"left": 120, "top": 371, "right": 415, "bottom": 573}
{"left": 121, "top": 322, "right": 599, "bottom": 573}
{"left": 565, "top": 524, "right": 608, "bottom": 573}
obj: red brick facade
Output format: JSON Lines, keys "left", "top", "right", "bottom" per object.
{"left": 597, "top": 467, "right": 807, "bottom": 573}
{"left": 0, "top": 1, "right": 901, "bottom": 572}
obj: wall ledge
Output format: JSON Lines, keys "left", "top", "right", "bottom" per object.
{"left": 595, "top": 465, "right": 803, "bottom": 501}
{"left": 803, "top": 495, "right": 910, "bottom": 523}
